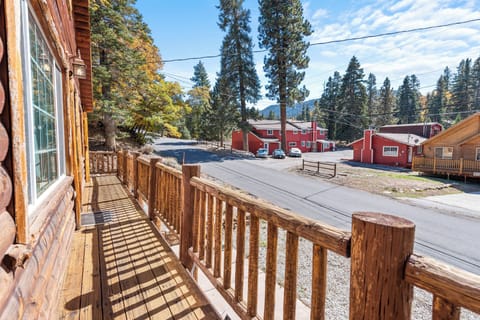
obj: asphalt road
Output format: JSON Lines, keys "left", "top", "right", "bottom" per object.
{"left": 154, "top": 138, "right": 480, "bottom": 275}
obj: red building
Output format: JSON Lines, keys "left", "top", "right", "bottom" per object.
{"left": 349, "top": 122, "right": 443, "bottom": 168}
{"left": 232, "top": 120, "right": 333, "bottom": 154}
{"left": 350, "top": 130, "right": 430, "bottom": 167}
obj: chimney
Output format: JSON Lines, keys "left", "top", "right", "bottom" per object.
{"left": 361, "top": 129, "right": 374, "bottom": 163}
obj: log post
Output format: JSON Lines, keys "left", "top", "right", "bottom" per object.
{"left": 131, "top": 152, "right": 140, "bottom": 199}
{"left": 459, "top": 158, "right": 463, "bottom": 175}
{"left": 180, "top": 164, "right": 200, "bottom": 270}
{"left": 122, "top": 150, "right": 128, "bottom": 185}
{"left": 349, "top": 212, "right": 415, "bottom": 320}
{"left": 432, "top": 295, "right": 460, "bottom": 320}
{"left": 147, "top": 157, "right": 160, "bottom": 220}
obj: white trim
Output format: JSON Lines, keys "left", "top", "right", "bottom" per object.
{"left": 289, "top": 142, "right": 297, "bottom": 147}
{"left": 267, "top": 129, "right": 273, "bottom": 135}
{"left": 383, "top": 146, "right": 399, "bottom": 157}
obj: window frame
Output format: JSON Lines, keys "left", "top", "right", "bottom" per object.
{"left": 288, "top": 142, "right": 297, "bottom": 147}
{"left": 21, "top": 2, "right": 67, "bottom": 211}
{"left": 435, "top": 147, "right": 453, "bottom": 159}
{"left": 267, "top": 129, "right": 273, "bottom": 135}
{"left": 476, "top": 147, "right": 480, "bottom": 161}
{"left": 383, "top": 146, "right": 399, "bottom": 157}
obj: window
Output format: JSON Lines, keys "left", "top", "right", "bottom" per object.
{"left": 306, "top": 141, "right": 311, "bottom": 148}
{"left": 301, "top": 141, "right": 305, "bottom": 147}
{"left": 383, "top": 146, "right": 399, "bottom": 157}
{"left": 476, "top": 148, "right": 480, "bottom": 161}
{"left": 288, "top": 142, "right": 296, "bottom": 147}
{"left": 417, "top": 145, "right": 423, "bottom": 154}
{"left": 22, "top": 6, "right": 66, "bottom": 206}
{"left": 293, "top": 130, "right": 298, "bottom": 135}
{"left": 267, "top": 129, "right": 273, "bottom": 135}
{"left": 435, "top": 147, "right": 453, "bottom": 159}
{"left": 301, "top": 129, "right": 307, "bottom": 134}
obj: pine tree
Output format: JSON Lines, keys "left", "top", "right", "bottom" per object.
{"left": 396, "top": 75, "right": 420, "bottom": 124}
{"left": 366, "top": 73, "right": 377, "bottom": 127}
{"left": 217, "top": 0, "right": 261, "bottom": 150}
{"left": 187, "top": 61, "right": 211, "bottom": 138}
{"left": 428, "top": 75, "right": 449, "bottom": 123}
{"left": 337, "top": 56, "right": 367, "bottom": 142}
{"left": 471, "top": 56, "right": 480, "bottom": 112}
{"left": 258, "top": 0, "right": 312, "bottom": 151}
{"left": 267, "top": 110, "right": 276, "bottom": 120}
{"left": 318, "top": 71, "right": 342, "bottom": 139}
{"left": 451, "top": 59, "right": 473, "bottom": 121}
{"left": 377, "top": 77, "right": 395, "bottom": 126}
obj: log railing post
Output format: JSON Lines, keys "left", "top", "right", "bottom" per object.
{"left": 432, "top": 295, "right": 460, "bottom": 320}
{"left": 122, "top": 150, "right": 128, "bottom": 185}
{"left": 180, "top": 164, "right": 200, "bottom": 270}
{"left": 459, "top": 158, "right": 463, "bottom": 175}
{"left": 148, "top": 157, "right": 160, "bottom": 220}
{"left": 131, "top": 152, "right": 140, "bottom": 199}
{"left": 349, "top": 212, "right": 415, "bottom": 320}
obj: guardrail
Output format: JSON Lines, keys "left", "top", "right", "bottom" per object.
{"left": 89, "top": 151, "right": 117, "bottom": 174}
{"left": 302, "top": 159, "right": 337, "bottom": 177}
{"left": 95, "top": 150, "right": 480, "bottom": 319}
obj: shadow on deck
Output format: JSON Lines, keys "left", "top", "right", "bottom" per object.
{"left": 58, "top": 175, "right": 219, "bottom": 319}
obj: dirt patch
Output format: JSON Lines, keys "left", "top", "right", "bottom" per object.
{"left": 293, "top": 162, "right": 480, "bottom": 198}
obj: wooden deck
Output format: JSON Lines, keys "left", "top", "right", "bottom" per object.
{"left": 57, "top": 175, "right": 219, "bottom": 320}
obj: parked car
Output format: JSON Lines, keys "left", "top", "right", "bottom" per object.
{"left": 256, "top": 148, "right": 268, "bottom": 158}
{"left": 288, "top": 147, "right": 302, "bottom": 157}
{"left": 272, "top": 149, "right": 286, "bottom": 159}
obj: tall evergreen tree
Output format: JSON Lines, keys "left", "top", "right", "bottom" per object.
{"left": 258, "top": 0, "right": 312, "bottom": 151}
{"left": 428, "top": 75, "right": 449, "bottom": 123}
{"left": 187, "top": 61, "right": 211, "bottom": 138}
{"left": 366, "top": 73, "right": 378, "bottom": 127}
{"left": 471, "top": 56, "right": 480, "bottom": 112}
{"left": 451, "top": 58, "right": 473, "bottom": 121}
{"left": 217, "top": 0, "right": 261, "bottom": 150}
{"left": 396, "top": 75, "right": 420, "bottom": 124}
{"left": 337, "top": 56, "right": 367, "bottom": 142}
{"left": 377, "top": 77, "right": 395, "bottom": 126}
{"left": 318, "top": 71, "right": 342, "bottom": 139}
{"left": 443, "top": 66, "right": 452, "bottom": 91}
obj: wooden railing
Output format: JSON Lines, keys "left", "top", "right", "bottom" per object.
{"left": 413, "top": 156, "right": 480, "bottom": 177}
{"left": 89, "top": 151, "right": 117, "bottom": 174}
{"left": 93, "top": 150, "right": 480, "bottom": 319}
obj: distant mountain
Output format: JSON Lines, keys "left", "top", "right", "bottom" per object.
{"left": 259, "top": 99, "right": 318, "bottom": 119}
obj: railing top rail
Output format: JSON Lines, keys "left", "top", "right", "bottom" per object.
{"left": 155, "top": 161, "right": 182, "bottom": 178}
{"left": 90, "top": 151, "right": 117, "bottom": 154}
{"left": 190, "top": 176, "right": 351, "bottom": 257}
{"left": 137, "top": 156, "right": 151, "bottom": 166}
{"left": 405, "top": 254, "right": 480, "bottom": 314}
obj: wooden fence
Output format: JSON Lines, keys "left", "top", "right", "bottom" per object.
{"left": 95, "top": 150, "right": 480, "bottom": 320}
{"left": 89, "top": 151, "right": 117, "bottom": 174}
{"left": 302, "top": 159, "right": 337, "bottom": 177}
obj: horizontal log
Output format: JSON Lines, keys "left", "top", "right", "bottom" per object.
{"left": 137, "top": 156, "right": 152, "bottom": 166}
{"left": 0, "top": 211, "right": 15, "bottom": 257}
{"left": 155, "top": 162, "right": 182, "bottom": 178}
{"left": 0, "top": 166, "right": 12, "bottom": 209}
{"left": 405, "top": 254, "right": 480, "bottom": 314}
{"left": 190, "top": 177, "right": 351, "bottom": 257}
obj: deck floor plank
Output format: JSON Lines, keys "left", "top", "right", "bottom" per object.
{"left": 58, "top": 175, "right": 219, "bottom": 320}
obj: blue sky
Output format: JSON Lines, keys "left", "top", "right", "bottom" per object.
{"left": 135, "top": 0, "right": 480, "bottom": 110}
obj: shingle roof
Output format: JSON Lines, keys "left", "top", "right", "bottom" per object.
{"left": 376, "top": 133, "right": 426, "bottom": 146}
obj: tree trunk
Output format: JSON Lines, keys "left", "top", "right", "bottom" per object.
{"left": 242, "top": 129, "right": 248, "bottom": 152}
{"left": 103, "top": 112, "right": 116, "bottom": 151}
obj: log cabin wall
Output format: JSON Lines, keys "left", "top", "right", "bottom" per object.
{"left": 0, "top": 0, "right": 91, "bottom": 318}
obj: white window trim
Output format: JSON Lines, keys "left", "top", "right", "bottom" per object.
{"left": 267, "top": 129, "right": 273, "bottom": 135}
{"left": 301, "top": 129, "right": 307, "bottom": 134}
{"left": 383, "top": 146, "right": 399, "bottom": 157}
{"left": 21, "top": 2, "right": 66, "bottom": 211}
{"left": 293, "top": 130, "right": 298, "bottom": 135}
{"left": 288, "top": 142, "right": 297, "bottom": 147}
{"left": 301, "top": 141, "right": 305, "bottom": 147}
{"left": 306, "top": 141, "right": 311, "bottom": 148}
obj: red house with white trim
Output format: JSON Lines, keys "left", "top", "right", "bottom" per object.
{"left": 231, "top": 120, "right": 333, "bottom": 155}
{"left": 350, "top": 130, "right": 426, "bottom": 167}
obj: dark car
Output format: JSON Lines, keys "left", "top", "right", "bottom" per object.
{"left": 272, "top": 149, "right": 286, "bottom": 159}
{"left": 255, "top": 148, "right": 268, "bottom": 158}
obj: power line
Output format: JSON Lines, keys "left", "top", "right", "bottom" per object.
{"left": 162, "top": 18, "right": 480, "bottom": 63}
